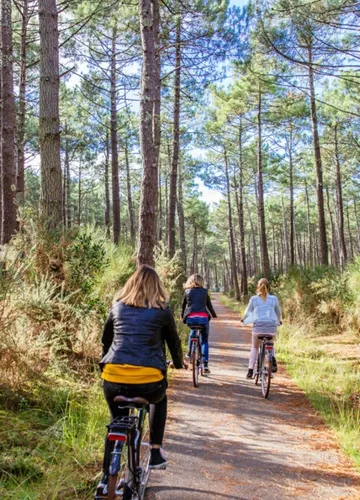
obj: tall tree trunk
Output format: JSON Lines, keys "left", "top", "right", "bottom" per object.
{"left": 214, "top": 262, "right": 218, "bottom": 290}
{"left": 353, "top": 198, "right": 360, "bottom": 254}
{"left": 177, "top": 162, "right": 186, "bottom": 271}
{"left": 78, "top": 158, "right": 81, "bottom": 225}
{"left": 39, "top": 0, "right": 62, "bottom": 228}
{"left": 224, "top": 149, "right": 240, "bottom": 300}
{"left": 153, "top": 0, "right": 161, "bottom": 170}
{"left": 191, "top": 225, "right": 198, "bottom": 274}
{"left": 138, "top": 0, "right": 159, "bottom": 266}
{"left": 111, "top": 25, "right": 120, "bottom": 244}
{"left": 246, "top": 197, "right": 258, "bottom": 276}
{"left": 308, "top": 44, "right": 328, "bottom": 265}
{"left": 16, "top": 0, "right": 30, "bottom": 206}
{"left": 281, "top": 197, "right": 289, "bottom": 269}
{"left": 0, "top": 25, "right": 2, "bottom": 242}
{"left": 167, "top": 19, "right": 181, "bottom": 257}
{"left": 334, "top": 122, "right": 347, "bottom": 267}
{"left": 237, "top": 119, "right": 248, "bottom": 295}
{"left": 104, "top": 131, "right": 110, "bottom": 238}
{"left": 346, "top": 205, "right": 354, "bottom": 260}
{"left": 1, "top": 0, "right": 17, "bottom": 243}
{"left": 158, "top": 167, "right": 162, "bottom": 242}
{"left": 125, "top": 142, "right": 135, "bottom": 243}
{"left": 257, "top": 88, "right": 270, "bottom": 277}
{"left": 304, "top": 177, "right": 313, "bottom": 267}
{"left": 325, "top": 186, "right": 338, "bottom": 267}
{"left": 64, "top": 132, "right": 71, "bottom": 228}
{"left": 288, "top": 123, "right": 295, "bottom": 266}
{"left": 164, "top": 172, "right": 168, "bottom": 240}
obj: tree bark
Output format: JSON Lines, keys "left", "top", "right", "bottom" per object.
{"left": 334, "top": 122, "right": 347, "bottom": 267}
{"left": 346, "top": 205, "right": 354, "bottom": 260}
{"left": 16, "top": 0, "right": 31, "bottom": 206}
{"left": 288, "top": 123, "right": 295, "bottom": 266}
{"left": 308, "top": 44, "right": 328, "bottom": 265}
{"left": 138, "top": 0, "right": 159, "bottom": 266}
{"left": 125, "top": 142, "right": 135, "bottom": 244}
{"left": 167, "top": 18, "right": 181, "bottom": 257}
{"left": 158, "top": 167, "right": 162, "bottom": 242}
{"left": 77, "top": 157, "right": 81, "bottom": 226}
{"left": 110, "top": 25, "right": 120, "bottom": 244}
{"left": 191, "top": 225, "right": 198, "bottom": 274}
{"left": 105, "top": 130, "right": 110, "bottom": 238}
{"left": 325, "top": 186, "right": 338, "bottom": 267}
{"left": 177, "top": 162, "right": 186, "bottom": 271}
{"left": 224, "top": 149, "right": 240, "bottom": 300}
{"left": 304, "top": 177, "right": 313, "bottom": 267}
{"left": 1, "top": 0, "right": 17, "bottom": 243}
{"left": 353, "top": 198, "right": 360, "bottom": 254}
{"left": 64, "top": 131, "right": 71, "bottom": 228}
{"left": 257, "top": 88, "right": 270, "bottom": 277}
{"left": 237, "top": 119, "right": 248, "bottom": 295}
{"left": 39, "top": 0, "right": 62, "bottom": 228}
{"left": 281, "top": 197, "right": 289, "bottom": 269}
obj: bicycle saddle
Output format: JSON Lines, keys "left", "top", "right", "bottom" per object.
{"left": 113, "top": 395, "right": 149, "bottom": 407}
{"left": 257, "top": 335, "right": 274, "bottom": 341}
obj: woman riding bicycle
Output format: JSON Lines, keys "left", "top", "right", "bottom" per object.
{"left": 98, "top": 265, "right": 185, "bottom": 490}
{"left": 241, "top": 278, "right": 282, "bottom": 379}
{"left": 181, "top": 273, "right": 217, "bottom": 374}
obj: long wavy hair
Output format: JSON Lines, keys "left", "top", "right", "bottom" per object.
{"left": 184, "top": 273, "right": 204, "bottom": 289}
{"left": 116, "top": 265, "right": 168, "bottom": 309}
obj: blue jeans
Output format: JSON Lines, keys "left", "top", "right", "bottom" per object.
{"left": 187, "top": 320, "right": 209, "bottom": 363}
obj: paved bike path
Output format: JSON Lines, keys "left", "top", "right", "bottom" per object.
{"left": 145, "top": 294, "right": 360, "bottom": 499}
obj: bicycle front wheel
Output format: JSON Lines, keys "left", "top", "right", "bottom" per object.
{"left": 261, "top": 358, "right": 272, "bottom": 398}
{"left": 192, "top": 342, "right": 200, "bottom": 387}
{"left": 254, "top": 350, "right": 261, "bottom": 385}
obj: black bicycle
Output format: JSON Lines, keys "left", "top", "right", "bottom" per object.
{"left": 254, "top": 335, "right": 274, "bottom": 398}
{"left": 95, "top": 396, "right": 152, "bottom": 500}
{"left": 189, "top": 326, "right": 204, "bottom": 387}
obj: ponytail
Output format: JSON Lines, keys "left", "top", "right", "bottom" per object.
{"left": 257, "top": 278, "right": 269, "bottom": 299}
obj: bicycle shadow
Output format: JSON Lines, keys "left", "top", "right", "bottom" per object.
{"left": 145, "top": 485, "right": 246, "bottom": 500}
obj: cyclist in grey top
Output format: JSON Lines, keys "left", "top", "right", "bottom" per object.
{"left": 240, "top": 278, "right": 282, "bottom": 379}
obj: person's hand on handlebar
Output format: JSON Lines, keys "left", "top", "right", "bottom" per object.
{"left": 167, "top": 359, "right": 188, "bottom": 370}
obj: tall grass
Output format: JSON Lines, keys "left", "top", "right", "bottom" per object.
{"left": 0, "top": 217, "right": 186, "bottom": 498}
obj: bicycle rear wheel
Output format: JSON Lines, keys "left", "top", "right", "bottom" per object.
{"left": 192, "top": 342, "right": 200, "bottom": 387}
{"left": 261, "top": 358, "right": 272, "bottom": 398}
{"left": 107, "top": 440, "right": 124, "bottom": 500}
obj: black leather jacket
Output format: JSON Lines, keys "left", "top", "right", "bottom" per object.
{"left": 181, "top": 287, "right": 217, "bottom": 323}
{"left": 100, "top": 301, "right": 183, "bottom": 372}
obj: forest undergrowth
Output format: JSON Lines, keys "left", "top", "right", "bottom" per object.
{"left": 0, "top": 216, "right": 186, "bottom": 499}
{"left": 221, "top": 262, "right": 360, "bottom": 469}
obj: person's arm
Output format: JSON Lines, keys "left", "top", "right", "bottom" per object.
{"left": 181, "top": 294, "right": 187, "bottom": 319}
{"left": 241, "top": 297, "right": 254, "bottom": 323}
{"left": 164, "top": 307, "right": 183, "bottom": 368}
{"left": 274, "top": 296, "right": 282, "bottom": 323}
{"left": 206, "top": 293, "right": 217, "bottom": 318}
{"left": 101, "top": 311, "right": 114, "bottom": 358}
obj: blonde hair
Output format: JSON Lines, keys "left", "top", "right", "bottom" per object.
{"left": 184, "top": 273, "right": 204, "bottom": 289}
{"left": 116, "top": 265, "right": 168, "bottom": 309}
{"left": 257, "top": 278, "right": 269, "bottom": 299}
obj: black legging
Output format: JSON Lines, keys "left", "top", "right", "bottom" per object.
{"left": 103, "top": 378, "right": 167, "bottom": 445}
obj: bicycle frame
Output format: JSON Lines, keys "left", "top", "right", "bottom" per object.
{"left": 254, "top": 337, "right": 274, "bottom": 399}
{"left": 189, "top": 327, "right": 203, "bottom": 387}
